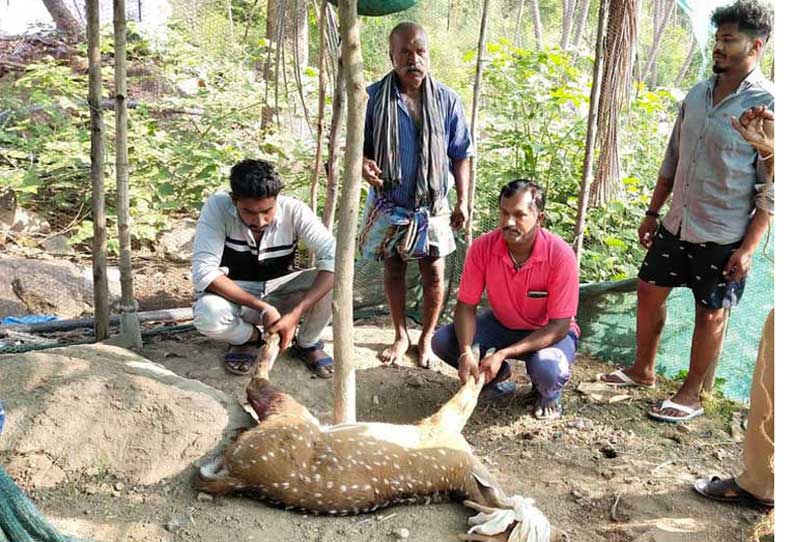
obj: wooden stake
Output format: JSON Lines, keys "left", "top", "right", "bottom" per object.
{"left": 332, "top": 0, "right": 366, "bottom": 425}
{"left": 573, "top": 0, "right": 609, "bottom": 263}
{"left": 467, "top": 0, "right": 489, "bottom": 248}
{"left": 87, "top": 0, "right": 109, "bottom": 342}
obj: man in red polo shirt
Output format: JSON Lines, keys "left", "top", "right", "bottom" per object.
{"left": 431, "top": 179, "right": 580, "bottom": 420}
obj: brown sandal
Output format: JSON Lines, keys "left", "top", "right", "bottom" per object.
{"left": 693, "top": 476, "right": 773, "bottom": 507}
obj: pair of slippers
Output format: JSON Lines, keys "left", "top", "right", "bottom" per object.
{"left": 600, "top": 368, "right": 704, "bottom": 423}
{"left": 224, "top": 341, "right": 333, "bottom": 379}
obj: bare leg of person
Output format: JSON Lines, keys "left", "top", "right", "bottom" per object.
{"left": 378, "top": 255, "right": 411, "bottom": 364}
{"left": 417, "top": 256, "right": 445, "bottom": 368}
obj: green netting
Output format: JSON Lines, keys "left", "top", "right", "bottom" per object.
{"left": 0, "top": 466, "right": 76, "bottom": 542}
{"left": 328, "top": 0, "right": 418, "bottom": 17}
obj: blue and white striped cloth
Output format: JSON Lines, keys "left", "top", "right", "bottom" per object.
{"left": 363, "top": 75, "right": 473, "bottom": 212}
{"left": 0, "top": 399, "right": 5, "bottom": 436}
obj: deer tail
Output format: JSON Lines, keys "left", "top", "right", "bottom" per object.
{"left": 193, "top": 455, "right": 242, "bottom": 496}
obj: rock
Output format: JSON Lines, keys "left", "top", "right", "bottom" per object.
{"left": 158, "top": 219, "right": 196, "bottom": 262}
{"left": 395, "top": 527, "right": 410, "bottom": 539}
{"left": 40, "top": 235, "right": 74, "bottom": 255}
{"left": 372, "top": 395, "right": 380, "bottom": 405}
{"left": 568, "top": 418, "right": 593, "bottom": 431}
{"left": 197, "top": 492, "right": 214, "bottom": 502}
{"left": 0, "top": 255, "right": 122, "bottom": 319}
{"left": 114, "top": 481, "right": 125, "bottom": 491}
{"left": 11, "top": 207, "right": 50, "bottom": 235}
{"left": 713, "top": 448, "right": 729, "bottom": 461}
{"left": 165, "top": 517, "right": 184, "bottom": 532}
{"left": 406, "top": 375, "right": 424, "bottom": 387}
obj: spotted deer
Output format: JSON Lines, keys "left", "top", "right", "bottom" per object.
{"left": 196, "top": 333, "right": 565, "bottom": 542}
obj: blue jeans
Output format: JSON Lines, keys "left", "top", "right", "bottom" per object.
{"left": 431, "top": 311, "right": 578, "bottom": 406}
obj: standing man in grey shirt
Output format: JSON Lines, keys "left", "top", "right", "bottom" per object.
{"left": 600, "top": 0, "right": 774, "bottom": 422}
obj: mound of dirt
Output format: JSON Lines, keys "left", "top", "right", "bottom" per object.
{"left": 0, "top": 344, "right": 251, "bottom": 490}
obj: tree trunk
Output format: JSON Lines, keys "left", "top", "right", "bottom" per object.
{"left": 514, "top": 0, "right": 525, "bottom": 48}
{"left": 309, "top": 0, "right": 329, "bottom": 216}
{"left": 560, "top": 0, "right": 578, "bottom": 50}
{"left": 468, "top": 0, "right": 490, "bottom": 247}
{"left": 332, "top": 0, "right": 367, "bottom": 425}
{"left": 530, "top": 0, "right": 543, "bottom": 49}
{"left": 113, "top": 0, "right": 142, "bottom": 349}
{"left": 590, "top": 0, "right": 638, "bottom": 206}
{"left": 261, "top": 0, "right": 308, "bottom": 131}
{"left": 322, "top": 58, "right": 346, "bottom": 230}
{"left": 87, "top": 0, "right": 109, "bottom": 341}
{"left": 42, "top": 0, "right": 83, "bottom": 38}
{"left": 572, "top": 0, "right": 591, "bottom": 48}
{"left": 641, "top": 0, "right": 676, "bottom": 85}
{"left": 573, "top": 0, "right": 609, "bottom": 262}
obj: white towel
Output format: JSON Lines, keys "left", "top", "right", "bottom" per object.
{"left": 467, "top": 495, "right": 551, "bottom": 542}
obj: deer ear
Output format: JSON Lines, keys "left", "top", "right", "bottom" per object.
{"left": 471, "top": 470, "right": 511, "bottom": 510}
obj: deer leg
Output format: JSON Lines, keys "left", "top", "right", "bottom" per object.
{"left": 457, "top": 534, "right": 508, "bottom": 542}
{"left": 424, "top": 375, "right": 485, "bottom": 434}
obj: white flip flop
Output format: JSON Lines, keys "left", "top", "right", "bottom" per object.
{"left": 599, "top": 368, "right": 655, "bottom": 388}
{"left": 648, "top": 399, "right": 704, "bottom": 423}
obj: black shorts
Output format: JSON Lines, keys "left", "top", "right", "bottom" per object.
{"left": 637, "top": 225, "right": 746, "bottom": 310}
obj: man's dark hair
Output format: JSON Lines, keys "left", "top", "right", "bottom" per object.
{"left": 388, "top": 22, "right": 428, "bottom": 50}
{"left": 229, "top": 159, "right": 283, "bottom": 199}
{"left": 499, "top": 179, "right": 545, "bottom": 213}
{"left": 711, "top": 0, "right": 773, "bottom": 42}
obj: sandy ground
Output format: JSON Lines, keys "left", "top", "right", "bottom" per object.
{"left": 0, "top": 322, "right": 770, "bottom": 542}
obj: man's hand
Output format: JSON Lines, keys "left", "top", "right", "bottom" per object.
{"left": 451, "top": 200, "right": 469, "bottom": 230}
{"left": 362, "top": 158, "right": 383, "bottom": 190}
{"left": 479, "top": 350, "right": 506, "bottom": 384}
{"left": 268, "top": 310, "right": 301, "bottom": 352}
{"left": 260, "top": 304, "right": 281, "bottom": 329}
{"left": 457, "top": 350, "right": 479, "bottom": 384}
{"left": 638, "top": 216, "right": 658, "bottom": 249}
{"left": 731, "top": 105, "right": 774, "bottom": 157}
{"left": 723, "top": 247, "right": 753, "bottom": 281}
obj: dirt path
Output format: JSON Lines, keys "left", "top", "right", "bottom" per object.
{"left": 2, "top": 323, "right": 767, "bottom": 542}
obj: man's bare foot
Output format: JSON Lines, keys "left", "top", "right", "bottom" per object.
{"left": 534, "top": 398, "right": 562, "bottom": 420}
{"left": 599, "top": 365, "right": 655, "bottom": 387}
{"left": 378, "top": 334, "right": 410, "bottom": 365}
{"left": 416, "top": 334, "right": 434, "bottom": 369}
{"left": 649, "top": 391, "right": 702, "bottom": 419}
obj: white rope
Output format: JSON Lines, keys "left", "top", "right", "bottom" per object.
{"left": 467, "top": 495, "right": 552, "bottom": 542}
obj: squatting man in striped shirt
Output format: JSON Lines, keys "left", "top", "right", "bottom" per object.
{"left": 192, "top": 159, "right": 336, "bottom": 378}
{"left": 600, "top": 0, "right": 774, "bottom": 423}
{"left": 358, "top": 22, "right": 473, "bottom": 369}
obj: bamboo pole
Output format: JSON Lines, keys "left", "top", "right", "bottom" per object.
{"left": 332, "top": 0, "right": 366, "bottom": 425}
{"left": 114, "top": 0, "right": 142, "bottom": 349}
{"left": 466, "top": 0, "right": 490, "bottom": 248}
{"left": 87, "top": 0, "right": 110, "bottom": 341}
{"left": 573, "top": 0, "right": 609, "bottom": 262}
{"left": 309, "top": 0, "right": 329, "bottom": 216}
